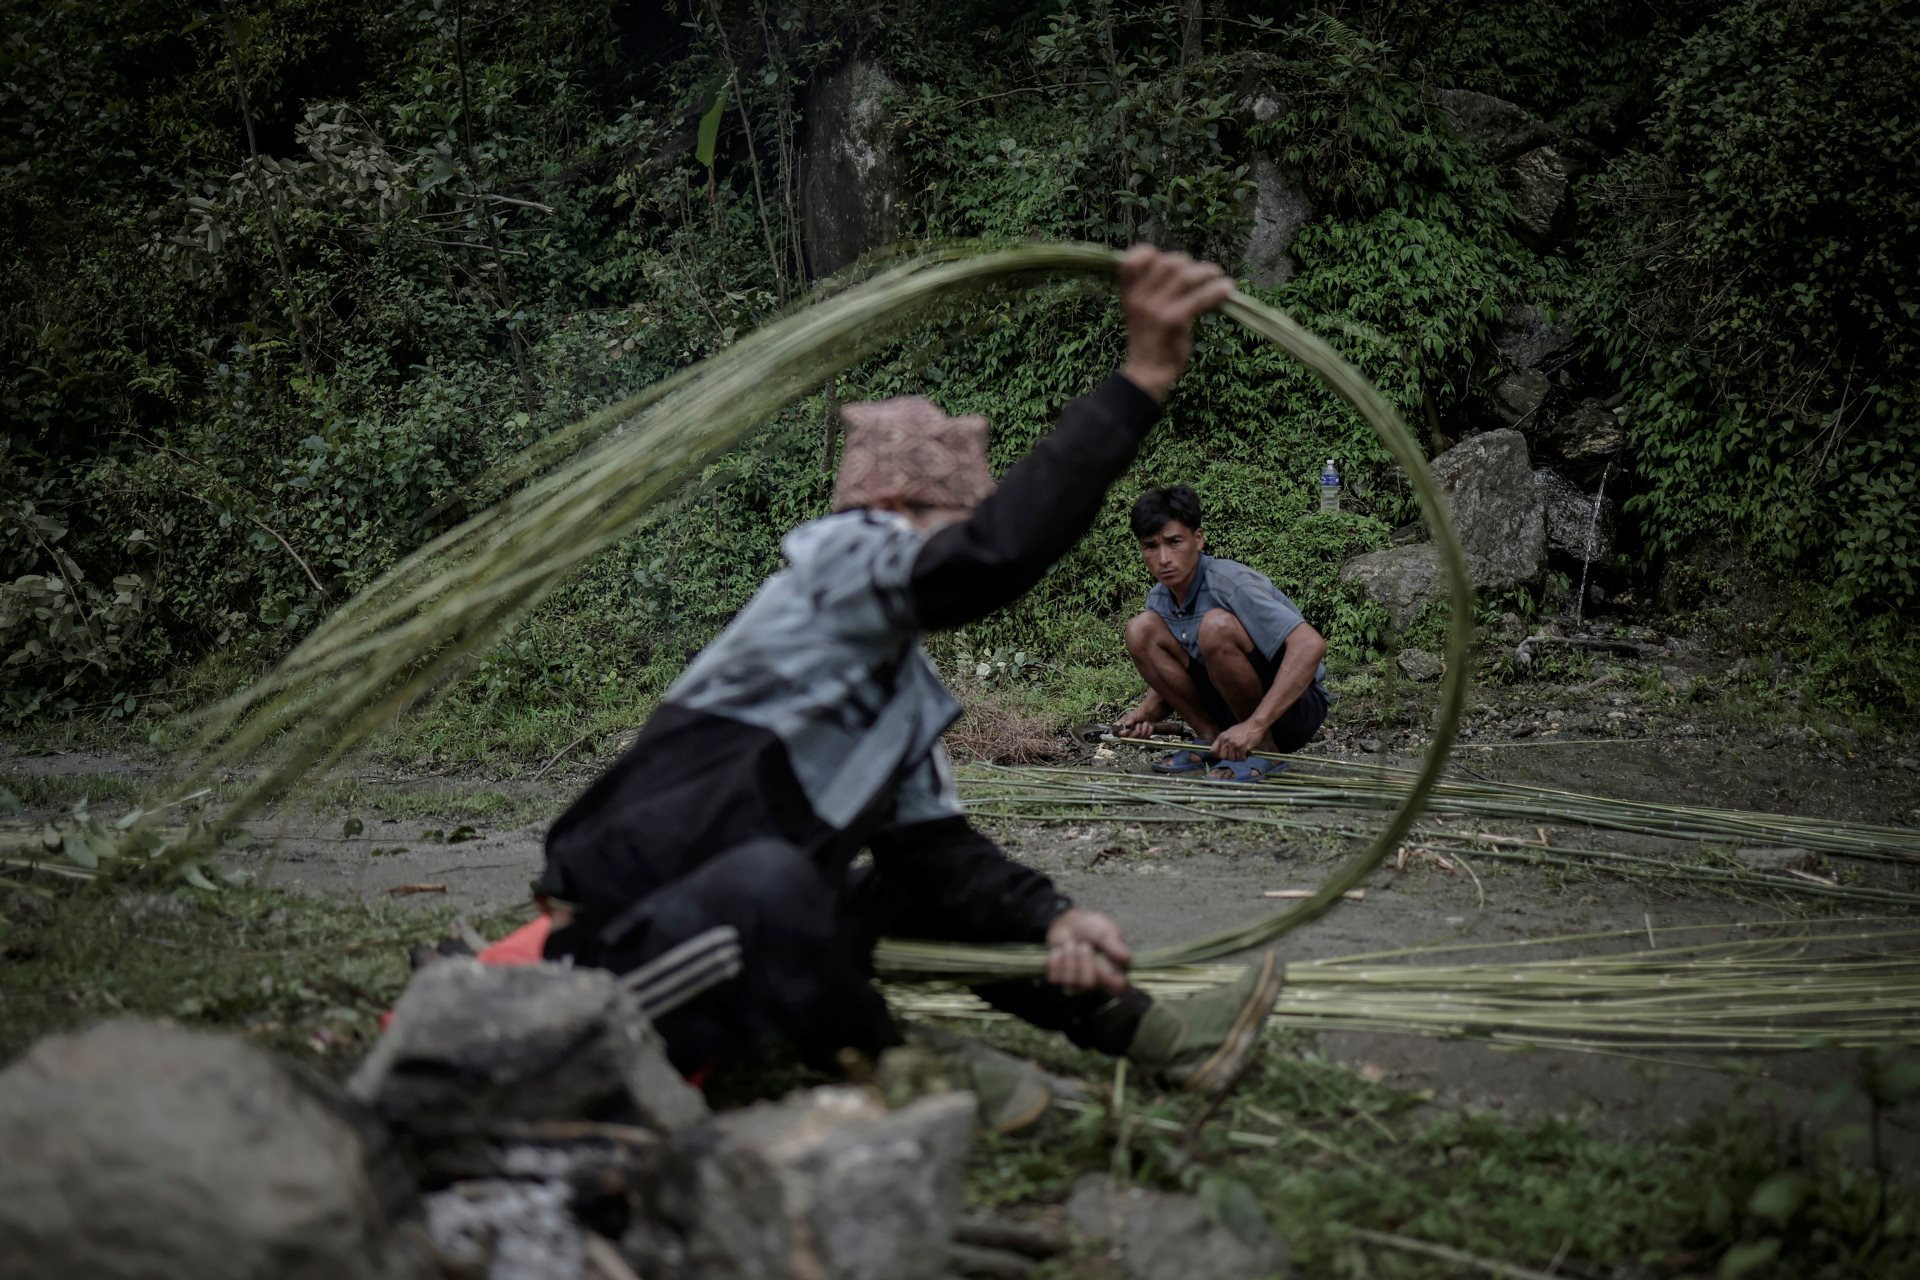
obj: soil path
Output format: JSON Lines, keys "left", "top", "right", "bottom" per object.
{"left": 7, "top": 677, "right": 1918, "bottom": 1152}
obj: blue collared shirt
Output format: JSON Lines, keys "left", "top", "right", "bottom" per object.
{"left": 1146, "top": 554, "right": 1327, "bottom": 691}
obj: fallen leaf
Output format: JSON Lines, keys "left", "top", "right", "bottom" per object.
{"left": 387, "top": 882, "right": 446, "bottom": 896}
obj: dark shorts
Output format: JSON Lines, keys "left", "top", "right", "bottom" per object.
{"left": 1190, "top": 649, "right": 1329, "bottom": 753}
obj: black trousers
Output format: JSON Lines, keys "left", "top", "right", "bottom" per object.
{"left": 543, "top": 839, "right": 1145, "bottom": 1074}
{"left": 1189, "top": 651, "right": 1330, "bottom": 753}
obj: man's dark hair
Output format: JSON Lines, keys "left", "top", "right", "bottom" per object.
{"left": 1129, "top": 485, "right": 1203, "bottom": 538}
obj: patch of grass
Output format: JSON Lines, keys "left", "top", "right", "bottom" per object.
{"left": 0, "top": 770, "right": 156, "bottom": 813}
{"left": 363, "top": 674, "right": 667, "bottom": 772}
{"left": 0, "top": 876, "right": 516, "bottom": 1071}
{"left": 937, "top": 1018, "right": 1918, "bottom": 1279}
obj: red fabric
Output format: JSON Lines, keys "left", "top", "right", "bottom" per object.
{"left": 477, "top": 916, "right": 552, "bottom": 966}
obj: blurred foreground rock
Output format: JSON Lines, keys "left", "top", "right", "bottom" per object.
{"left": 350, "top": 959, "right": 706, "bottom": 1138}
{"left": 2, "top": 965, "right": 980, "bottom": 1280}
{"left": 628, "top": 1088, "right": 975, "bottom": 1280}
{"left": 0, "top": 1020, "right": 424, "bottom": 1280}
{"left": 1065, "top": 1174, "right": 1291, "bottom": 1280}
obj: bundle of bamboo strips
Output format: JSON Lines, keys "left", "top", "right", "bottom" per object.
{"left": 967, "top": 754, "right": 1920, "bottom": 863}
{"left": 888, "top": 918, "right": 1920, "bottom": 1052}
{"left": 954, "top": 759, "right": 1920, "bottom": 911}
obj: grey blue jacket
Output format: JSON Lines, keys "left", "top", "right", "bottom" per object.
{"left": 542, "top": 375, "right": 1163, "bottom": 942}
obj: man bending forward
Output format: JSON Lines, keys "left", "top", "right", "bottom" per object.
{"left": 538, "top": 250, "right": 1283, "bottom": 1130}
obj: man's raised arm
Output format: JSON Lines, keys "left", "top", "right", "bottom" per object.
{"left": 908, "top": 248, "right": 1232, "bottom": 630}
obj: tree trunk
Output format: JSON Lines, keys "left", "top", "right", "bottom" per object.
{"left": 821, "top": 375, "right": 840, "bottom": 474}
{"left": 452, "top": 0, "right": 537, "bottom": 412}
{"left": 1180, "top": 0, "right": 1204, "bottom": 65}
{"left": 219, "top": 0, "right": 318, "bottom": 375}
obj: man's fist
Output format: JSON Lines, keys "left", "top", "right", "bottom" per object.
{"left": 1113, "top": 707, "right": 1158, "bottom": 738}
{"left": 1210, "top": 720, "right": 1267, "bottom": 762}
{"left": 1044, "top": 907, "right": 1133, "bottom": 996}
{"left": 1116, "top": 245, "right": 1234, "bottom": 403}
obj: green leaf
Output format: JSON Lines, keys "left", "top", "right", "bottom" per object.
{"left": 62, "top": 830, "right": 100, "bottom": 869}
{"left": 182, "top": 864, "right": 218, "bottom": 892}
{"left": 1719, "top": 1238, "right": 1780, "bottom": 1279}
{"left": 1876, "top": 1059, "right": 1920, "bottom": 1104}
{"left": 1746, "top": 1172, "right": 1808, "bottom": 1226}
{"left": 342, "top": 817, "right": 364, "bottom": 839}
{"left": 695, "top": 88, "right": 728, "bottom": 169}
{"left": 447, "top": 825, "right": 479, "bottom": 843}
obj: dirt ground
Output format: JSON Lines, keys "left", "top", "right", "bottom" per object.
{"left": 7, "top": 620, "right": 1920, "bottom": 1160}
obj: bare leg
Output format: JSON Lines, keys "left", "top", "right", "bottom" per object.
{"left": 1197, "top": 609, "right": 1279, "bottom": 752}
{"left": 1124, "top": 611, "right": 1223, "bottom": 741}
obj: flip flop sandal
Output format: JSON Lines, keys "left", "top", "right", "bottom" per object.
{"left": 1150, "top": 748, "right": 1215, "bottom": 774}
{"left": 1207, "top": 756, "right": 1287, "bottom": 783}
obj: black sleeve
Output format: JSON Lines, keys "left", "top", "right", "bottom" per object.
{"left": 867, "top": 817, "right": 1070, "bottom": 944}
{"left": 908, "top": 373, "right": 1162, "bottom": 629}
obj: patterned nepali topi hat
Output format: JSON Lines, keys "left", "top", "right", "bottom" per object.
{"left": 831, "top": 396, "right": 996, "bottom": 513}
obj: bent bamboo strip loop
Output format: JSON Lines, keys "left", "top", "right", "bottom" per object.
{"left": 172, "top": 242, "right": 1473, "bottom": 980}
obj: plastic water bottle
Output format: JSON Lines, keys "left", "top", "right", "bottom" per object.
{"left": 1319, "top": 458, "right": 1341, "bottom": 513}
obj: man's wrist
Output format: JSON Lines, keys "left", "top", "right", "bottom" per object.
{"left": 1118, "top": 360, "right": 1176, "bottom": 404}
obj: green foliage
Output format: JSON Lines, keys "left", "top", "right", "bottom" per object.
{"left": 1581, "top": 0, "right": 1920, "bottom": 615}
{"left": 0, "top": 878, "right": 454, "bottom": 1064}
{"left": 0, "top": 501, "right": 152, "bottom": 719}
{"left": 7, "top": 0, "right": 1910, "bottom": 730}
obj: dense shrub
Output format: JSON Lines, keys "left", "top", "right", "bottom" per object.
{"left": 2, "top": 0, "right": 1913, "bottom": 721}
{"left": 1581, "top": 0, "right": 1919, "bottom": 615}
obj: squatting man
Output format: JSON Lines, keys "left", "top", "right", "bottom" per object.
{"left": 536, "top": 247, "right": 1284, "bottom": 1130}
{"left": 1114, "top": 484, "right": 1329, "bottom": 780}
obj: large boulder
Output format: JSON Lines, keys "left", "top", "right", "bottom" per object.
{"left": 1491, "top": 302, "right": 1573, "bottom": 372}
{"left": 1490, "top": 369, "right": 1551, "bottom": 426}
{"left": 1508, "top": 146, "right": 1569, "bottom": 237}
{"left": 1535, "top": 469, "right": 1617, "bottom": 563}
{"left": 801, "top": 60, "right": 903, "bottom": 278}
{"left": 1243, "top": 155, "right": 1313, "bottom": 287}
{"left": 1396, "top": 648, "right": 1445, "bottom": 682}
{"left": 1066, "top": 1174, "right": 1291, "bottom": 1280}
{"left": 0, "top": 1020, "right": 423, "bottom": 1280}
{"left": 1339, "top": 543, "right": 1444, "bottom": 629}
{"left": 350, "top": 960, "right": 707, "bottom": 1139}
{"left": 1533, "top": 399, "right": 1626, "bottom": 477}
{"left": 1438, "top": 89, "right": 1552, "bottom": 160}
{"left": 1431, "top": 429, "right": 1547, "bottom": 589}
{"left": 629, "top": 1088, "right": 975, "bottom": 1280}
{"left": 1240, "top": 95, "right": 1313, "bottom": 287}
